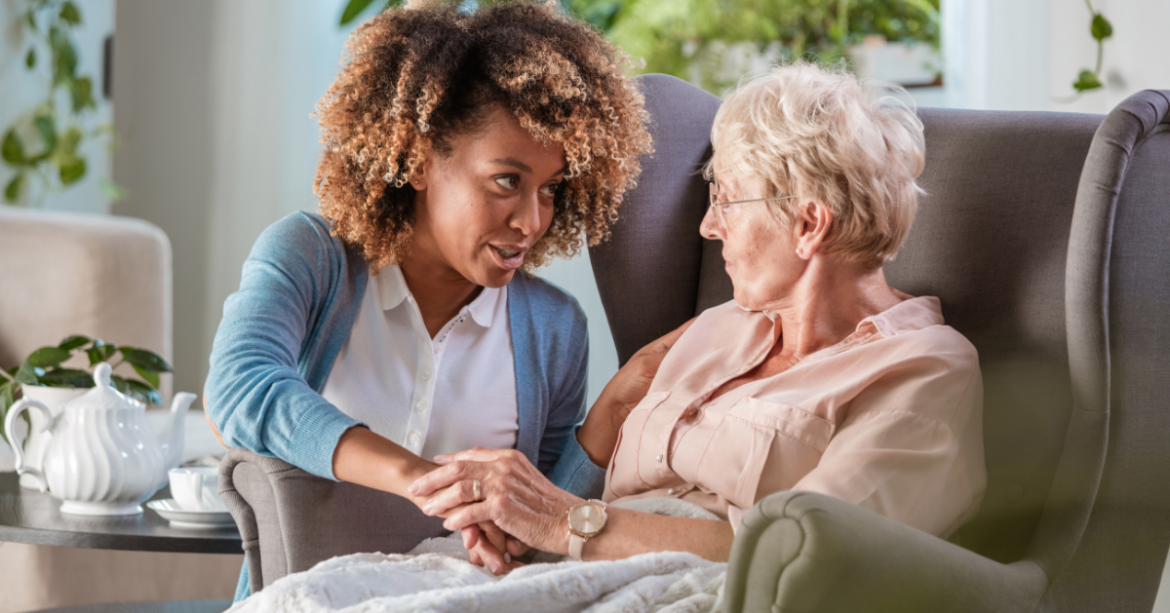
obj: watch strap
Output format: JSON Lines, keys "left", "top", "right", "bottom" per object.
{"left": 569, "top": 532, "right": 587, "bottom": 561}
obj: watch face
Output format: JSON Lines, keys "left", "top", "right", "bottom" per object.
{"left": 569, "top": 503, "right": 605, "bottom": 535}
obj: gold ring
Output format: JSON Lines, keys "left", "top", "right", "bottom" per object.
{"left": 472, "top": 479, "right": 483, "bottom": 501}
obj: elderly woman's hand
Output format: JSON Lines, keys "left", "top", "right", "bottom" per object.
{"left": 577, "top": 318, "right": 695, "bottom": 465}
{"left": 410, "top": 448, "right": 581, "bottom": 557}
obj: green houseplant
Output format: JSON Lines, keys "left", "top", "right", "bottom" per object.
{"left": 0, "top": 335, "right": 172, "bottom": 445}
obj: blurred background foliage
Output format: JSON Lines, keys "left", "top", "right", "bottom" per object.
{"left": 340, "top": 0, "right": 940, "bottom": 94}
{"left": 569, "top": 0, "right": 938, "bottom": 77}
{"left": 2, "top": 0, "right": 121, "bottom": 206}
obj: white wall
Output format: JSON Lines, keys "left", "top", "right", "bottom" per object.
{"left": 112, "top": 0, "right": 216, "bottom": 397}
{"left": 944, "top": 0, "right": 1170, "bottom": 113}
{"left": 0, "top": 0, "right": 114, "bottom": 213}
{"left": 200, "top": 0, "right": 357, "bottom": 389}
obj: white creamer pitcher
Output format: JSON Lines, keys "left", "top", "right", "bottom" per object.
{"left": 4, "top": 363, "right": 197, "bottom": 515}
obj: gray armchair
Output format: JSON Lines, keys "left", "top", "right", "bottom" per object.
{"left": 591, "top": 76, "right": 1170, "bottom": 612}
{"left": 220, "top": 77, "right": 1170, "bottom": 611}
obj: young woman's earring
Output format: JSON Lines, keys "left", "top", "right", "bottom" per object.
{"left": 796, "top": 247, "right": 804, "bottom": 257}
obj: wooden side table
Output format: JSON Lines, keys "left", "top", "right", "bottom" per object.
{"left": 0, "top": 473, "right": 241, "bottom": 553}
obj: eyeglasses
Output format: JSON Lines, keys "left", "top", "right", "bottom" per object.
{"left": 707, "top": 181, "right": 793, "bottom": 229}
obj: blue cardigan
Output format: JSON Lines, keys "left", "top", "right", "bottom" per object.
{"left": 205, "top": 211, "right": 606, "bottom": 501}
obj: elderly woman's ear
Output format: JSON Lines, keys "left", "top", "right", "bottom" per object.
{"left": 793, "top": 200, "right": 833, "bottom": 260}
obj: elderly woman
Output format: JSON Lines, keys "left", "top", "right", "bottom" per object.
{"left": 413, "top": 62, "right": 986, "bottom": 567}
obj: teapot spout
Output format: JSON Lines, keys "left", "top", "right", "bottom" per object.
{"left": 159, "top": 392, "right": 196, "bottom": 472}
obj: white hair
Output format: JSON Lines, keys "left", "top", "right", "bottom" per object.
{"left": 705, "top": 61, "right": 926, "bottom": 268}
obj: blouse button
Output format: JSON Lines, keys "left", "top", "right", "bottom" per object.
{"left": 408, "top": 431, "right": 423, "bottom": 447}
{"left": 421, "top": 370, "right": 431, "bottom": 381}
{"left": 656, "top": 454, "right": 663, "bottom": 463}
{"left": 414, "top": 399, "right": 428, "bottom": 413}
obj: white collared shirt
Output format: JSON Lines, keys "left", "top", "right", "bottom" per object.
{"left": 320, "top": 265, "right": 518, "bottom": 460}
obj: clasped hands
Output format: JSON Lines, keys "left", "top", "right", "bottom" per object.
{"left": 405, "top": 319, "right": 694, "bottom": 575}
{"left": 408, "top": 447, "right": 583, "bottom": 575}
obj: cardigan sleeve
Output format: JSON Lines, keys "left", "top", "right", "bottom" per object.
{"left": 542, "top": 300, "right": 608, "bottom": 499}
{"left": 204, "top": 213, "right": 362, "bottom": 480}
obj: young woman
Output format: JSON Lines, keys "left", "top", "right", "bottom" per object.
{"left": 203, "top": 1, "right": 651, "bottom": 598}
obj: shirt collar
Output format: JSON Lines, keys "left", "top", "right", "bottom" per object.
{"left": 787, "top": 295, "right": 945, "bottom": 366}
{"left": 375, "top": 264, "right": 503, "bottom": 328}
{"left": 464, "top": 285, "right": 503, "bottom": 328}
{"left": 376, "top": 265, "right": 412, "bottom": 311}
{"left": 865, "top": 295, "right": 945, "bottom": 337}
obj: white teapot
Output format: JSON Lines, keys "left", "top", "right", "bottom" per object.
{"left": 4, "top": 363, "right": 197, "bottom": 516}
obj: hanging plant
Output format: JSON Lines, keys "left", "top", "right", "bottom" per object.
{"left": 1072, "top": 0, "right": 1113, "bottom": 93}
{"left": 1, "top": 0, "right": 123, "bottom": 206}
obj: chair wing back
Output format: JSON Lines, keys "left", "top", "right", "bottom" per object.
{"left": 1039, "top": 90, "right": 1170, "bottom": 612}
{"left": 591, "top": 75, "right": 1105, "bottom": 570}
{"left": 589, "top": 74, "right": 722, "bottom": 363}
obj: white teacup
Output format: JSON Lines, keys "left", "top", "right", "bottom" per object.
{"left": 168, "top": 466, "right": 227, "bottom": 512}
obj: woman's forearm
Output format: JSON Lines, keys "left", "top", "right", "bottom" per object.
{"left": 576, "top": 385, "right": 633, "bottom": 466}
{"left": 581, "top": 509, "right": 734, "bottom": 562}
{"left": 333, "top": 426, "right": 437, "bottom": 504}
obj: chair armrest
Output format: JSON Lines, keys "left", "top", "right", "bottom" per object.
{"left": 218, "top": 448, "right": 448, "bottom": 593}
{"left": 724, "top": 491, "right": 1048, "bottom": 613}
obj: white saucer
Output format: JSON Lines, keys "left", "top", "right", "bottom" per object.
{"left": 146, "top": 499, "right": 235, "bottom": 529}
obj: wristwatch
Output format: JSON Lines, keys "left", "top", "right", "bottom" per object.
{"left": 567, "top": 499, "right": 608, "bottom": 561}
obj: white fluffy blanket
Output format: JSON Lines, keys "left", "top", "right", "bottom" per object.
{"left": 229, "top": 498, "right": 728, "bottom": 613}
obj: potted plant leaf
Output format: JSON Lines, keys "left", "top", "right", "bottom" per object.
{"left": 0, "top": 334, "right": 172, "bottom": 487}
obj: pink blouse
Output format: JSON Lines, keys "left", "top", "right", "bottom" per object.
{"left": 603, "top": 296, "right": 986, "bottom": 538}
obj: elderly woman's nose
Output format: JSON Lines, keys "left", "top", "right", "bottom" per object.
{"left": 700, "top": 207, "right": 722, "bottom": 239}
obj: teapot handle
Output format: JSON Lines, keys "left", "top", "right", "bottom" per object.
{"left": 4, "top": 398, "right": 52, "bottom": 492}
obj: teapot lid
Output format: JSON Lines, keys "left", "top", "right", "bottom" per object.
{"left": 65, "top": 363, "right": 143, "bottom": 410}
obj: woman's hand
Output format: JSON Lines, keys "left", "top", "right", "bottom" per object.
{"left": 577, "top": 318, "right": 696, "bottom": 465}
{"left": 410, "top": 448, "right": 582, "bottom": 557}
{"left": 460, "top": 524, "right": 529, "bottom": 574}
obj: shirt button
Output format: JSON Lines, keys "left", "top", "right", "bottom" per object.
{"left": 421, "top": 370, "right": 431, "bottom": 381}
{"left": 656, "top": 454, "right": 663, "bottom": 463}
{"left": 408, "top": 431, "right": 422, "bottom": 447}
{"left": 414, "top": 399, "right": 428, "bottom": 413}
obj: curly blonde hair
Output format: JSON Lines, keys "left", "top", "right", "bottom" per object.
{"left": 706, "top": 62, "right": 925, "bottom": 269}
{"left": 314, "top": 1, "right": 653, "bottom": 271}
